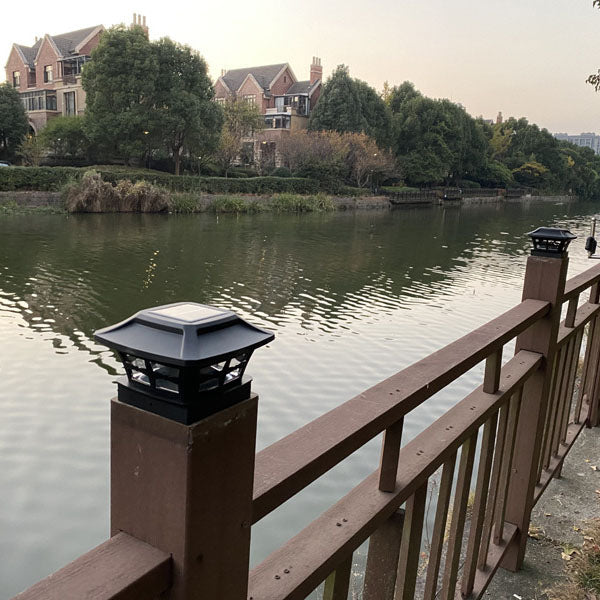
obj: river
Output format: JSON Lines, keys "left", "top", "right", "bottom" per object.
{"left": 0, "top": 200, "right": 597, "bottom": 598}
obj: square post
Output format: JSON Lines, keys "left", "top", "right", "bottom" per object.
{"left": 111, "top": 395, "right": 258, "bottom": 600}
{"left": 501, "top": 241, "right": 570, "bottom": 571}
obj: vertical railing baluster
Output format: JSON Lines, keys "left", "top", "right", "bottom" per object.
{"left": 323, "top": 554, "right": 353, "bottom": 600}
{"left": 536, "top": 351, "right": 559, "bottom": 480}
{"left": 565, "top": 295, "right": 578, "bottom": 328}
{"left": 378, "top": 418, "right": 404, "bottom": 492}
{"left": 461, "top": 415, "right": 498, "bottom": 598}
{"left": 574, "top": 328, "right": 587, "bottom": 425}
{"left": 542, "top": 345, "right": 566, "bottom": 470}
{"left": 483, "top": 347, "right": 503, "bottom": 393}
{"left": 440, "top": 435, "right": 477, "bottom": 600}
{"left": 394, "top": 481, "right": 428, "bottom": 600}
{"left": 478, "top": 401, "right": 509, "bottom": 569}
{"left": 551, "top": 338, "right": 575, "bottom": 457}
{"left": 494, "top": 389, "right": 522, "bottom": 545}
{"left": 423, "top": 454, "right": 456, "bottom": 600}
{"left": 363, "top": 509, "right": 405, "bottom": 600}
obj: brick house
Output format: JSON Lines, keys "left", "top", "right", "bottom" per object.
{"left": 5, "top": 25, "right": 105, "bottom": 133}
{"left": 214, "top": 58, "right": 323, "bottom": 166}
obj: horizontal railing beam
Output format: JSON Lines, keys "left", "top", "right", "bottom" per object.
{"left": 252, "top": 300, "right": 549, "bottom": 523}
{"left": 563, "top": 262, "right": 600, "bottom": 301}
{"left": 248, "top": 351, "right": 541, "bottom": 600}
{"left": 557, "top": 302, "right": 600, "bottom": 347}
{"left": 12, "top": 533, "right": 171, "bottom": 600}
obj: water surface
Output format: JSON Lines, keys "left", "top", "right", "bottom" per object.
{"left": 0, "top": 200, "right": 597, "bottom": 597}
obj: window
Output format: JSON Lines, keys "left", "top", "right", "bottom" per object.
{"left": 243, "top": 94, "right": 256, "bottom": 105}
{"left": 64, "top": 91, "right": 76, "bottom": 116}
{"left": 13, "top": 71, "right": 20, "bottom": 88}
{"left": 20, "top": 90, "right": 57, "bottom": 112}
{"left": 44, "top": 65, "right": 53, "bottom": 83}
{"left": 215, "top": 97, "right": 225, "bottom": 105}
{"left": 62, "top": 56, "right": 91, "bottom": 78}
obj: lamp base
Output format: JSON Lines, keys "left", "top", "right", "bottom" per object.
{"left": 116, "top": 375, "right": 253, "bottom": 424}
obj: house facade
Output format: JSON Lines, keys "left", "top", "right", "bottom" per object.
{"left": 214, "top": 58, "right": 323, "bottom": 166}
{"left": 5, "top": 25, "right": 105, "bottom": 133}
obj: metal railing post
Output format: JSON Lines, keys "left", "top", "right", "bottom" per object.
{"left": 501, "top": 229, "right": 571, "bottom": 572}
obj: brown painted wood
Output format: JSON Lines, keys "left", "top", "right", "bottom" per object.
{"left": 533, "top": 421, "right": 587, "bottom": 505}
{"left": 544, "top": 344, "right": 568, "bottom": 467}
{"left": 461, "top": 415, "right": 498, "bottom": 598}
{"left": 460, "top": 523, "right": 518, "bottom": 600}
{"left": 573, "top": 328, "right": 586, "bottom": 425}
{"left": 562, "top": 261, "right": 600, "bottom": 301}
{"left": 557, "top": 301, "right": 600, "bottom": 347}
{"left": 111, "top": 396, "right": 258, "bottom": 600}
{"left": 538, "top": 352, "right": 560, "bottom": 475}
{"left": 247, "top": 352, "right": 541, "bottom": 600}
{"left": 379, "top": 417, "right": 404, "bottom": 492}
{"left": 322, "top": 554, "right": 353, "bottom": 600}
{"left": 503, "top": 254, "right": 568, "bottom": 572}
{"left": 13, "top": 532, "right": 171, "bottom": 600}
{"left": 363, "top": 509, "right": 405, "bottom": 600}
{"left": 565, "top": 295, "right": 579, "bottom": 328}
{"left": 253, "top": 299, "right": 549, "bottom": 523}
{"left": 440, "top": 435, "right": 477, "bottom": 600}
{"left": 423, "top": 455, "right": 457, "bottom": 600}
{"left": 483, "top": 347, "right": 503, "bottom": 394}
{"left": 394, "top": 482, "right": 428, "bottom": 600}
{"left": 493, "top": 390, "right": 522, "bottom": 545}
{"left": 555, "top": 337, "right": 577, "bottom": 450}
{"left": 477, "top": 401, "right": 509, "bottom": 570}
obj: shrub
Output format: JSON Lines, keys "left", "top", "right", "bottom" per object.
{"left": 169, "top": 194, "right": 199, "bottom": 213}
{"left": 270, "top": 166, "right": 292, "bottom": 178}
{"left": 270, "top": 193, "right": 334, "bottom": 212}
{"left": 64, "top": 170, "right": 169, "bottom": 212}
{"left": 210, "top": 196, "right": 247, "bottom": 213}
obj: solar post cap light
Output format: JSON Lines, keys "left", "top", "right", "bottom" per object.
{"left": 528, "top": 227, "right": 577, "bottom": 258}
{"left": 94, "top": 302, "right": 274, "bottom": 424}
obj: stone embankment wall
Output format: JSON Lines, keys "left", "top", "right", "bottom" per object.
{"left": 0, "top": 191, "right": 62, "bottom": 207}
{"left": 0, "top": 191, "right": 578, "bottom": 212}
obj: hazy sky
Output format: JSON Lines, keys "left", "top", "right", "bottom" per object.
{"left": 2, "top": 0, "right": 599, "bottom": 133}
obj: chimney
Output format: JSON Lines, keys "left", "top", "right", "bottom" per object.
{"left": 310, "top": 56, "right": 322, "bottom": 86}
{"left": 221, "top": 69, "right": 226, "bottom": 77}
{"left": 131, "top": 13, "right": 149, "bottom": 37}
{"left": 496, "top": 111, "right": 503, "bottom": 125}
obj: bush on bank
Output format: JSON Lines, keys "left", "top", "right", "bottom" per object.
{"left": 0, "top": 165, "right": 320, "bottom": 195}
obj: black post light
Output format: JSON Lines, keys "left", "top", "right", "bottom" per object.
{"left": 528, "top": 227, "right": 577, "bottom": 258}
{"left": 94, "top": 302, "right": 274, "bottom": 424}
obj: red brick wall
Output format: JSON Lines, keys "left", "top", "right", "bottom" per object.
{"left": 214, "top": 79, "right": 231, "bottom": 100}
{"left": 237, "top": 76, "right": 265, "bottom": 112}
{"left": 5, "top": 47, "right": 28, "bottom": 91}
{"left": 78, "top": 30, "right": 103, "bottom": 56}
{"left": 270, "top": 66, "right": 294, "bottom": 97}
{"left": 310, "top": 85, "right": 321, "bottom": 110}
{"left": 34, "top": 37, "right": 59, "bottom": 90}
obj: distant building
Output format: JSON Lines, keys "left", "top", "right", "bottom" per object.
{"left": 554, "top": 132, "right": 600, "bottom": 154}
{"left": 214, "top": 58, "right": 323, "bottom": 166}
{"left": 5, "top": 25, "right": 105, "bottom": 133}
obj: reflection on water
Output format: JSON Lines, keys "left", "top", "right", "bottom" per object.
{"left": 0, "top": 201, "right": 597, "bottom": 597}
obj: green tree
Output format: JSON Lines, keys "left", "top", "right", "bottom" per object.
{"left": 83, "top": 26, "right": 157, "bottom": 162}
{"left": 39, "top": 116, "right": 90, "bottom": 159}
{"left": 309, "top": 65, "right": 392, "bottom": 147}
{"left": 150, "top": 38, "right": 222, "bottom": 175}
{"left": 0, "top": 83, "right": 28, "bottom": 161}
{"left": 388, "top": 81, "right": 422, "bottom": 114}
{"left": 215, "top": 99, "right": 264, "bottom": 176}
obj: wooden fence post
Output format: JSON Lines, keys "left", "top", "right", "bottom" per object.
{"left": 110, "top": 395, "right": 258, "bottom": 600}
{"left": 501, "top": 237, "right": 569, "bottom": 572}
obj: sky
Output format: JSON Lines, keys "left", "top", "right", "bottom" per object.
{"left": 1, "top": 0, "right": 599, "bottom": 134}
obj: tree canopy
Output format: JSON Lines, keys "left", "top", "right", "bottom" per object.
{"left": 309, "top": 65, "right": 391, "bottom": 147}
{"left": 0, "top": 83, "right": 28, "bottom": 161}
{"left": 83, "top": 26, "right": 221, "bottom": 172}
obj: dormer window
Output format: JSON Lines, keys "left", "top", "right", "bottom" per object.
{"left": 243, "top": 94, "right": 256, "bottom": 106}
{"left": 13, "top": 71, "right": 20, "bottom": 88}
{"left": 44, "top": 65, "right": 53, "bottom": 83}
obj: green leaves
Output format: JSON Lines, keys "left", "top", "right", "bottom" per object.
{"left": 0, "top": 83, "right": 28, "bottom": 161}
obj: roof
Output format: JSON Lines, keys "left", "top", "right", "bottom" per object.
{"left": 221, "top": 63, "right": 288, "bottom": 93}
{"left": 285, "top": 80, "right": 311, "bottom": 95}
{"left": 14, "top": 25, "right": 102, "bottom": 66}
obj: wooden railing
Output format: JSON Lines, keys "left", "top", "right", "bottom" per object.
{"left": 12, "top": 246, "right": 600, "bottom": 600}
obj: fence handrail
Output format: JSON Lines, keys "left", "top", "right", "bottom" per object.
{"left": 13, "top": 532, "right": 171, "bottom": 600}
{"left": 248, "top": 351, "right": 541, "bottom": 600}
{"left": 252, "top": 299, "right": 549, "bottom": 523}
{"left": 563, "top": 261, "right": 600, "bottom": 301}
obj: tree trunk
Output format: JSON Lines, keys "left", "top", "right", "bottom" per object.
{"left": 174, "top": 153, "right": 181, "bottom": 176}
